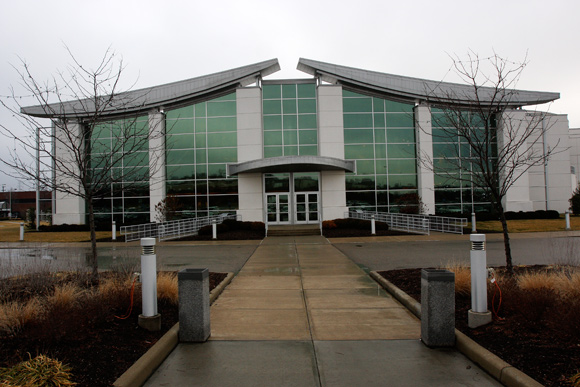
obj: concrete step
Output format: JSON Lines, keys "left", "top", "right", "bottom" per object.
{"left": 267, "top": 224, "right": 321, "bottom": 236}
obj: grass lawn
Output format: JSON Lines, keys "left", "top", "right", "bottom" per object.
{"left": 473, "top": 215, "right": 580, "bottom": 233}
{"left": 0, "top": 221, "right": 115, "bottom": 243}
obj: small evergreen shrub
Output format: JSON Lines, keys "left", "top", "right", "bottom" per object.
{"left": 570, "top": 186, "right": 580, "bottom": 215}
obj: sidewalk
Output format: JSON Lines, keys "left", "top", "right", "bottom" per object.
{"left": 144, "top": 236, "right": 500, "bottom": 386}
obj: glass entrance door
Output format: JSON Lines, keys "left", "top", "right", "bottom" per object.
{"left": 295, "top": 192, "right": 319, "bottom": 224}
{"left": 266, "top": 193, "right": 290, "bottom": 224}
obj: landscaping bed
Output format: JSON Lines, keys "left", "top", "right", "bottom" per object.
{"left": 378, "top": 266, "right": 580, "bottom": 386}
{"left": 0, "top": 271, "right": 227, "bottom": 386}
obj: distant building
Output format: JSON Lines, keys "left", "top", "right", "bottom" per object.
{"left": 0, "top": 190, "right": 51, "bottom": 219}
{"left": 21, "top": 59, "right": 572, "bottom": 225}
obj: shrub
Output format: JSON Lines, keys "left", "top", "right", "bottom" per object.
{"left": 157, "top": 272, "right": 178, "bottom": 305}
{"left": 26, "top": 208, "right": 36, "bottom": 230}
{"left": 0, "top": 354, "right": 75, "bottom": 387}
{"left": 395, "top": 193, "right": 426, "bottom": 215}
{"left": 0, "top": 297, "right": 43, "bottom": 335}
{"left": 46, "top": 283, "right": 83, "bottom": 310}
{"left": 322, "top": 220, "right": 337, "bottom": 229}
{"left": 571, "top": 186, "right": 580, "bottom": 215}
{"left": 444, "top": 262, "right": 471, "bottom": 295}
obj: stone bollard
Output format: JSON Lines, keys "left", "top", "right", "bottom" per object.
{"left": 178, "top": 268, "right": 210, "bottom": 342}
{"left": 371, "top": 215, "right": 376, "bottom": 235}
{"left": 19, "top": 223, "right": 24, "bottom": 241}
{"left": 112, "top": 221, "right": 117, "bottom": 241}
{"left": 566, "top": 211, "right": 571, "bottom": 231}
{"left": 421, "top": 269, "right": 455, "bottom": 347}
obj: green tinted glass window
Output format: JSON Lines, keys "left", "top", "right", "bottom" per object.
{"left": 264, "top": 115, "right": 282, "bottom": 130}
{"left": 298, "top": 114, "right": 317, "bottom": 129}
{"left": 387, "top": 144, "right": 415, "bottom": 159}
{"left": 345, "top": 144, "right": 374, "bottom": 159}
{"left": 297, "top": 84, "right": 315, "bottom": 98}
{"left": 195, "top": 134, "right": 206, "bottom": 148}
{"left": 388, "top": 159, "right": 417, "bottom": 174}
{"left": 165, "top": 134, "right": 195, "bottom": 150}
{"left": 208, "top": 148, "right": 237, "bottom": 163}
{"left": 283, "top": 130, "right": 298, "bottom": 145}
{"left": 263, "top": 100, "right": 282, "bottom": 115}
{"left": 344, "top": 114, "right": 373, "bottom": 128}
{"left": 166, "top": 105, "right": 194, "bottom": 120}
{"left": 207, "top": 101, "right": 236, "bottom": 116}
{"left": 387, "top": 129, "right": 415, "bottom": 143}
{"left": 298, "top": 99, "right": 316, "bottom": 114}
{"left": 167, "top": 119, "right": 193, "bottom": 134}
{"left": 357, "top": 160, "right": 375, "bottom": 175}
{"left": 207, "top": 132, "right": 237, "bottom": 148}
{"left": 282, "top": 84, "right": 297, "bottom": 98}
{"left": 299, "top": 130, "right": 317, "bottom": 145}
{"left": 282, "top": 99, "right": 297, "bottom": 114}
{"left": 194, "top": 103, "right": 206, "bottom": 117}
{"left": 196, "top": 149, "right": 206, "bottom": 163}
{"left": 264, "top": 131, "right": 282, "bottom": 146}
{"left": 385, "top": 100, "right": 413, "bottom": 113}
{"left": 374, "top": 129, "right": 386, "bottom": 143}
{"left": 283, "top": 115, "right": 297, "bottom": 130}
{"left": 343, "top": 97, "right": 373, "bottom": 113}
{"left": 207, "top": 117, "right": 236, "bottom": 132}
{"left": 264, "top": 146, "right": 283, "bottom": 158}
{"left": 166, "top": 149, "right": 194, "bottom": 165}
{"left": 263, "top": 84, "right": 281, "bottom": 99}
{"left": 344, "top": 129, "right": 373, "bottom": 144}
{"left": 389, "top": 175, "right": 417, "bottom": 189}
{"left": 299, "top": 145, "right": 317, "bottom": 156}
{"left": 375, "top": 144, "right": 386, "bottom": 159}
{"left": 386, "top": 113, "right": 413, "bottom": 127}
{"left": 284, "top": 145, "right": 299, "bottom": 155}
{"left": 167, "top": 165, "right": 195, "bottom": 180}
{"left": 208, "top": 164, "right": 227, "bottom": 178}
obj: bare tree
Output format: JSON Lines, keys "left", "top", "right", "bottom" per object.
{"left": 419, "top": 52, "right": 561, "bottom": 273}
{"left": 0, "top": 47, "right": 163, "bottom": 279}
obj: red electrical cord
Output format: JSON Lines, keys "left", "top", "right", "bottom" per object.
{"left": 115, "top": 276, "right": 138, "bottom": 320}
{"left": 490, "top": 274, "right": 504, "bottom": 320}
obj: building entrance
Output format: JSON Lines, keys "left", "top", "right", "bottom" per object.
{"left": 264, "top": 172, "right": 320, "bottom": 225}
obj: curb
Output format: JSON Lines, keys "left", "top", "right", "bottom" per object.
{"left": 369, "top": 271, "right": 543, "bottom": 387}
{"left": 113, "top": 272, "right": 235, "bottom": 387}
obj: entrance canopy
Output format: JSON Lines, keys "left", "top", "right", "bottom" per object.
{"left": 227, "top": 156, "right": 355, "bottom": 176}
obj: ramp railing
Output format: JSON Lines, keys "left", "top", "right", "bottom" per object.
{"left": 346, "top": 210, "right": 467, "bottom": 235}
{"left": 120, "top": 213, "right": 240, "bottom": 242}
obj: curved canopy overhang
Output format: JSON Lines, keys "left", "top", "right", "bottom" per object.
{"left": 227, "top": 156, "right": 355, "bottom": 176}
{"left": 297, "top": 58, "right": 560, "bottom": 109}
{"left": 22, "top": 59, "right": 281, "bottom": 119}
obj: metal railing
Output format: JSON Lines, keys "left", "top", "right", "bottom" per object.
{"left": 120, "top": 213, "right": 240, "bottom": 242}
{"left": 347, "top": 210, "right": 467, "bottom": 235}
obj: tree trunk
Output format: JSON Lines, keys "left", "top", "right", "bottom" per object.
{"left": 496, "top": 204, "right": 514, "bottom": 275}
{"left": 87, "top": 198, "right": 99, "bottom": 282}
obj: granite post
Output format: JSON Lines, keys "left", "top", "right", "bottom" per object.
{"left": 421, "top": 268, "right": 455, "bottom": 347}
{"left": 178, "top": 268, "right": 210, "bottom": 342}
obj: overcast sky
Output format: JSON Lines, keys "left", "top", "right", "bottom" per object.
{"left": 1, "top": 0, "right": 578, "bottom": 189}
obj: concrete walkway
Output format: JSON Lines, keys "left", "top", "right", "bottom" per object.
{"left": 144, "top": 236, "right": 500, "bottom": 386}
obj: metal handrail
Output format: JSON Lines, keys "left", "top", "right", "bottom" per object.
{"left": 346, "top": 210, "right": 467, "bottom": 235}
{"left": 120, "top": 213, "right": 240, "bottom": 242}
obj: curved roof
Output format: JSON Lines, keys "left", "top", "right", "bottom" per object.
{"left": 297, "top": 58, "right": 559, "bottom": 108}
{"left": 22, "top": 59, "right": 280, "bottom": 119}
{"left": 227, "top": 156, "right": 355, "bottom": 175}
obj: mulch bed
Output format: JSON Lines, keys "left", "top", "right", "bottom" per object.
{"left": 0, "top": 272, "right": 227, "bottom": 387}
{"left": 378, "top": 266, "right": 580, "bottom": 386}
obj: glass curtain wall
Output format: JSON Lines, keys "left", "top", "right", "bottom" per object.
{"left": 165, "top": 93, "right": 239, "bottom": 218}
{"left": 431, "top": 109, "right": 496, "bottom": 214}
{"left": 262, "top": 82, "right": 318, "bottom": 157}
{"left": 342, "top": 90, "right": 418, "bottom": 212}
{"left": 91, "top": 116, "right": 150, "bottom": 224}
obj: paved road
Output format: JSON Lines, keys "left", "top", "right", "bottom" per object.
{"left": 333, "top": 233, "right": 580, "bottom": 271}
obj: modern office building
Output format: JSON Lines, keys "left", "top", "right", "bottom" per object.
{"left": 22, "top": 59, "right": 572, "bottom": 226}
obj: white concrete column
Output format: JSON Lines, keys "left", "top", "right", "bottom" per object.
{"left": 321, "top": 170, "right": 348, "bottom": 220}
{"left": 149, "top": 110, "right": 166, "bottom": 222}
{"left": 498, "top": 109, "right": 533, "bottom": 212}
{"left": 317, "top": 85, "right": 345, "bottom": 159}
{"left": 318, "top": 85, "right": 348, "bottom": 219}
{"left": 235, "top": 87, "right": 264, "bottom": 221}
{"left": 53, "top": 120, "right": 85, "bottom": 225}
{"left": 237, "top": 173, "right": 263, "bottom": 222}
{"left": 544, "top": 113, "right": 572, "bottom": 212}
{"left": 236, "top": 87, "right": 263, "bottom": 162}
{"left": 414, "top": 103, "right": 435, "bottom": 214}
